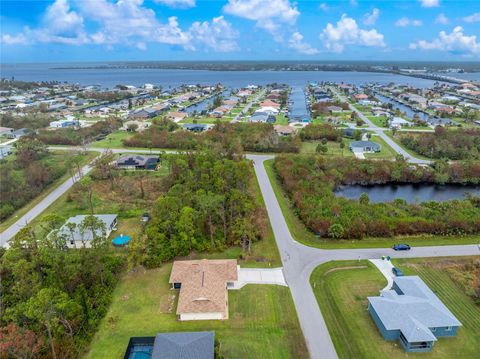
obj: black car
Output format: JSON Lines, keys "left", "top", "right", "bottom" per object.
{"left": 392, "top": 267, "right": 404, "bottom": 276}
{"left": 392, "top": 244, "right": 411, "bottom": 251}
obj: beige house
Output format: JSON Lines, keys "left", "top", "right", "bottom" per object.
{"left": 169, "top": 259, "right": 238, "bottom": 321}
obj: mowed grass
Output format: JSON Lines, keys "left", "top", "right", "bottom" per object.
{"left": 263, "top": 159, "right": 480, "bottom": 249}
{"left": 86, "top": 265, "right": 308, "bottom": 359}
{"left": 310, "top": 258, "right": 480, "bottom": 359}
{"left": 300, "top": 140, "right": 353, "bottom": 157}
{"left": 90, "top": 131, "right": 133, "bottom": 148}
{"left": 364, "top": 134, "right": 397, "bottom": 159}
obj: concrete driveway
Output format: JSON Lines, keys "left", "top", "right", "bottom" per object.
{"left": 231, "top": 267, "right": 287, "bottom": 289}
{"left": 369, "top": 259, "right": 395, "bottom": 290}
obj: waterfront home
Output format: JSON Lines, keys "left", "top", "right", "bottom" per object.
{"left": 165, "top": 111, "right": 188, "bottom": 123}
{"left": 260, "top": 99, "right": 280, "bottom": 109}
{"left": 124, "top": 332, "right": 215, "bottom": 359}
{"left": 389, "top": 117, "right": 413, "bottom": 129}
{"left": 368, "top": 276, "right": 461, "bottom": 352}
{"left": 50, "top": 119, "right": 79, "bottom": 128}
{"left": 353, "top": 93, "right": 369, "bottom": 101}
{"left": 249, "top": 113, "right": 276, "bottom": 123}
{"left": 116, "top": 155, "right": 159, "bottom": 170}
{"left": 58, "top": 214, "right": 118, "bottom": 248}
{"left": 169, "top": 259, "right": 238, "bottom": 321}
{"left": 349, "top": 140, "right": 381, "bottom": 153}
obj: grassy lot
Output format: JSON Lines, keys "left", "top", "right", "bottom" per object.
{"left": 300, "top": 140, "right": 353, "bottom": 157}
{"left": 364, "top": 134, "right": 397, "bottom": 159}
{"left": 310, "top": 258, "right": 480, "bottom": 359}
{"left": 367, "top": 115, "right": 388, "bottom": 128}
{"left": 263, "top": 159, "right": 480, "bottom": 249}
{"left": 384, "top": 131, "right": 432, "bottom": 160}
{"left": 0, "top": 150, "right": 98, "bottom": 232}
{"left": 85, "top": 265, "right": 308, "bottom": 359}
{"left": 90, "top": 131, "right": 133, "bottom": 148}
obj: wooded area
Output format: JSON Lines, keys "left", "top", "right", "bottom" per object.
{"left": 123, "top": 122, "right": 300, "bottom": 153}
{"left": 274, "top": 155, "right": 480, "bottom": 239}
{"left": 398, "top": 127, "right": 480, "bottom": 160}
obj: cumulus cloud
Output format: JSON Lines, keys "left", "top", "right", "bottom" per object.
{"left": 223, "top": 0, "right": 299, "bottom": 40}
{"left": 153, "top": 0, "right": 196, "bottom": 8}
{"left": 409, "top": 26, "right": 480, "bottom": 56}
{"left": 320, "top": 14, "right": 385, "bottom": 53}
{"left": 288, "top": 32, "right": 319, "bottom": 55}
{"left": 189, "top": 16, "right": 239, "bottom": 52}
{"left": 1, "top": 0, "right": 240, "bottom": 52}
{"left": 363, "top": 8, "right": 380, "bottom": 26}
{"left": 435, "top": 13, "right": 449, "bottom": 25}
{"left": 319, "top": 3, "right": 329, "bottom": 11}
{"left": 395, "top": 17, "right": 422, "bottom": 27}
{"left": 463, "top": 12, "right": 480, "bottom": 23}
{"left": 419, "top": 0, "right": 439, "bottom": 7}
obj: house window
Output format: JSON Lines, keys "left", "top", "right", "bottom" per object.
{"left": 431, "top": 327, "right": 436, "bottom": 332}
{"left": 446, "top": 326, "right": 452, "bottom": 331}
{"left": 70, "top": 240, "right": 74, "bottom": 245}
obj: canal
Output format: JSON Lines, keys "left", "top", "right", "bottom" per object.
{"left": 288, "top": 86, "right": 310, "bottom": 122}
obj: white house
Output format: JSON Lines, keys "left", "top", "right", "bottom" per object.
{"left": 57, "top": 214, "right": 118, "bottom": 248}
{"left": 389, "top": 117, "right": 413, "bottom": 129}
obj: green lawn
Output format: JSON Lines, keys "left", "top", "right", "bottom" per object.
{"left": 310, "top": 258, "right": 480, "bottom": 359}
{"left": 263, "top": 159, "right": 480, "bottom": 249}
{"left": 90, "top": 131, "right": 133, "bottom": 148}
{"left": 85, "top": 265, "right": 308, "bottom": 359}
{"left": 366, "top": 115, "right": 388, "bottom": 128}
{"left": 300, "top": 140, "right": 353, "bottom": 157}
{"left": 364, "top": 135, "right": 396, "bottom": 159}
{"left": 0, "top": 151, "right": 98, "bottom": 232}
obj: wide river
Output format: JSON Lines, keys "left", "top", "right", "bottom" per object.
{"left": 0, "top": 63, "right": 463, "bottom": 89}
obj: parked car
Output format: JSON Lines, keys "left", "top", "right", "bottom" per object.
{"left": 392, "top": 267, "right": 404, "bottom": 276}
{"left": 393, "top": 244, "right": 411, "bottom": 251}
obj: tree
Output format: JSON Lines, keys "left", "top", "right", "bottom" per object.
{"left": 316, "top": 144, "right": 328, "bottom": 154}
{"left": 175, "top": 206, "right": 196, "bottom": 254}
{"left": 127, "top": 123, "right": 138, "bottom": 132}
{"left": 0, "top": 323, "right": 45, "bottom": 359}
{"left": 15, "top": 138, "right": 48, "bottom": 168}
{"left": 328, "top": 223, "right": 344, "bottom": 239}
{"left": 79, "top": 215, "right": 107, "bottom": 249}
{"left": 91, "top": 150, "right": 117, "bottom": 189}
{"left": 340, "top": 141, "right": 345, "bottom": 156}
{"left": 359, "top": 193, "right": 370, "bottom": 205}
{"left": 25, "top": 288, "right": 81, "bottom": 359}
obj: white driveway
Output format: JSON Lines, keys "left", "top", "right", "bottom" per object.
{"left": 231, "top": 267, "right": 287, "bottom": 289}
{"left": 369, "top": 258, "right": 395, "bottom": 291}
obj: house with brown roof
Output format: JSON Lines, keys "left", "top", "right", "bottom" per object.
{"left": 260, "top": 99, "right": 280, "bottom": 109}
{"left": 169, "top": 259, "right": 238, "bottom": 321}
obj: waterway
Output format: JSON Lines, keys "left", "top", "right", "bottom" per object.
{"left": 184, "top": 89, "right": 230, "bottom": 114}
{"left": 288, "top": 86, "right": 310, "bottom": 122}
{"left": 1, "top": 63, "right": 448, "bottom": 89}
{"left": 335, "top": 184, "right": 480, "bottom": 204}
{"left": 373, "top": 92, "right": 432, "bottom": 122}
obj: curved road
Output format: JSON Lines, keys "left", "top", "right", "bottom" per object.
{"left": 329, "top": 87, "right": 432, "bottom": 165}
{"left": 1, "top": 148, "right": 478, "bottom": 359}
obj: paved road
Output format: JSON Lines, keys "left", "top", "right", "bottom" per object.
{"left": 231, "top": 88, "right": 266, "bottom": 123}
{"left": 0, "top": 161, "right": 94, "bottom": 247}
{"left": 330, "top": 87, "right": 432, "bottom": 165}
{"left": 2, "top": 146, "right": 479, "bottom": 359}
{"left": 250, "top": 155, "right": 480, "bottom": 359}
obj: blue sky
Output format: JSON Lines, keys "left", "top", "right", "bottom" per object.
{"left": 1, "top": 0, "right": 479, "bottom": 62}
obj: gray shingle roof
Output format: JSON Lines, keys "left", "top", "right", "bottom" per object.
{"left": 151, "top": 331, "right": 214, "bottom": 359}
{"left": 57, "top": 214, "right": 117, "bottom": 242}
{"left": 368, "top": 276, "right": 461, "bottom": 343}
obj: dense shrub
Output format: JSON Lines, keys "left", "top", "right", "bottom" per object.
{"left": 274, "top": 155, "right": 480, "bottom": 239}
{"left": 124, "top": 122, "right": 301, "bottom": 153}
{"left": 299, "top": 124, "right": 343, "bottom": 141}
{"left": 398, "top": 127, "right": 480, "bottom": 160}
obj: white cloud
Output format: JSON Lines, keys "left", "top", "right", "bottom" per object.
{"left": 2, "top": 0, "right": 240, "bottom": 53}
{"left": 189, "top": 16, "right": 239, "bottom": 52}
{"left": 319, "top": 3, "right": 329, "bottom": 11}
{"left": 419, "top": 0, "right": 440, "bottom": 7}
{"left": 223, "top": 0, "right": 299, "bottom": 40}
{"left": 463, "top": 12, "right": 480, "bottom": 23}
{"left": 1, "top": 32, "right": 29, "bottom": 45}
{"left": 435, "top": 13, "right": 449, "bottom": 25}
{"left": 288, "top": 32, "right": 319, "bottom": 55}
{"left": 320, "top": 14, "right": 385, "bottom": 53}
{"left": 363, "top": 8, "right": 380, "bottom": 26}
{"left": 395, "top": 17, "right": 422, "bottom": 27}
{"left": 409, "top": 26, "right": 480, "bottom": 56}
{"left": 153, "top": 0, "right": 196, "bottom": 8}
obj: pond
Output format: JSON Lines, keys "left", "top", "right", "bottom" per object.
{"left": 335, "top": 184, "right": 480, "bottom": 204}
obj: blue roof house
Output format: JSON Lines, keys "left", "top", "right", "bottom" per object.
{"left": 368, "top": 276, "right": 461, "bottom": 352}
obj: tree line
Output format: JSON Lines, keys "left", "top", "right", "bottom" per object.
{"left": 398, "top": 127, "right": 480, "bottom": 160}
{"left": 123, "top": 122, "right": 300, "bottom": 153}
{"left": 274, "top": 155, "right": 480, "bottom": 239}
